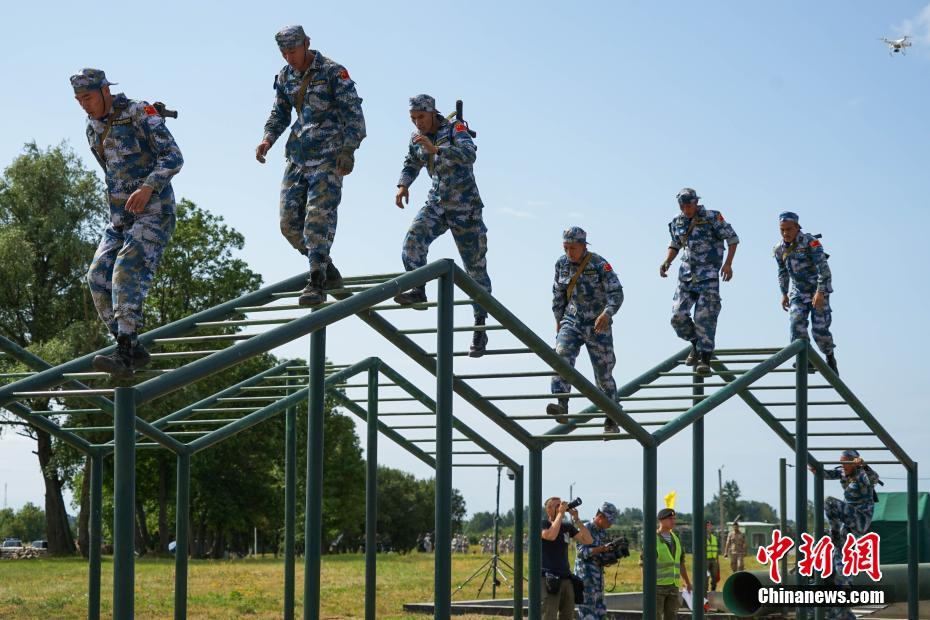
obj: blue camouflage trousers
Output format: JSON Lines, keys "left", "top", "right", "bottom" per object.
{"left": 87, "top": 209, "right": 176, "bottom": 336}
{"left": 577, "top": 565, "right": 606, "bottom": 619}
{"left": 671, "top": 279, "right": 721, "bottom": 353}
{"left": 402, "top": 202, "right": 491, "bottom": 319}
{"left": 824, "top": 497, "right": 872, "bottom": 620}
{"left": 551, "top": 319, "right": 617, "bottom": 399}
{"left": 279, "top": 160, "right": 343, "bottom": 276}
{"left": 790, "top": 293, "right": 835, "bottom": 355}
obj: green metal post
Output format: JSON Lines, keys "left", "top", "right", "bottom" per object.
{"left": 779, "top": 457, "right": 788, "bottom": 584}
{"left": 794, "top": 344, "right": 808, "bottom": 620}
{"left": 88, "top": 452, "right": 102, "bottom": 620}
{"left": 113, "top": 387, "right": 136, "bottom": 619}
{"left": 528, "top": 449, "right": 542, "bottom": 620}
{"left": 813, "top": 463, "right": 824, "bottom": 620}
{"left": 284, "top": 372, "right": 297, "bottom": 620}
{"left": 175, "top": 452, "right": 190, "bottom": 620}
{"left": 692, "top": 375, "right": 704, "bottom": 620}
{"left": 513, "top": 468, "right": 524, "bottom": 620}
{"left": 365, "top": 364, "right": 378, "bottom": 620}
{"left": 643, "top": 446, "right": 657, "bottom": 620}
{"left": 908, "top": 463, "right": 919, "bottom": 620}
{"left": 304, "top": 327, "right": 326, "bottom": 620}
{"left": 434, "top": 263, "right": 454, "bottom": 620}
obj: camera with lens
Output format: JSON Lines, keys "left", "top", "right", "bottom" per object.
{"left": 566, "top": 497, "right": 582, "bottom": 510}
{"left": 596, "top": 536, "right": 631, "bottom": 567}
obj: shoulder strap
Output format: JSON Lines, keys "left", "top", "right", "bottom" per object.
{"left": 294, "top": 68, "right": 317, "bottom": 117}
{"left": 92, "top": 99, "right": 129, "bottom": 171}
{"left": 781, "top": 238, "right": 801, "bottom": 262}
{"left": 565, "top": 253, "right": 594, "bottom": 302}
{"left": 679, "top": 217, "right": 699, "bottom": 247}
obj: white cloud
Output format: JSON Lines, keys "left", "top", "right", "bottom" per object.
{"left": 499, "top": 207, "right": 535, "bottom": 219}
{"left": 896, "top": 3, "right": 930, "bottom": 45}
{"left": 525, "top": 200, "right": 550, "bottom": 207}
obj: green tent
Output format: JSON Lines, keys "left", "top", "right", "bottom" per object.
{"left": 868, "top": 492, "right": 930, "bottom": 564}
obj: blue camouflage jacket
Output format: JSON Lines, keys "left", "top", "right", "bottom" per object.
{"left": 263, "top": 51, "right": 366, "bottom": 166}
{"left": 84, "top": 93, "right": 183, "bottom": 212}
{"left": 668, "top": 206, "right": 739, "bottom": 283}
{"left": 575, "top": 521, "right": 619, "bottom": 576}
{"left": 397, "top": 116, "right": 483, "bottom": 211}
{"left": 552, "top": 252, "right": 624, "bottom": 324}
{"left": 824, "top": 466, "right": 875, "bottom": 507}
{"left": 774, "top": 231, "right": 832, "bottom": 297}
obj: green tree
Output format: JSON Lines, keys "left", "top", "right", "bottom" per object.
{"left": 0, "top": 142, "right": 106, "bottom": 555}
{"left": 375, "top": 467, "right": 466, "bottom": 552}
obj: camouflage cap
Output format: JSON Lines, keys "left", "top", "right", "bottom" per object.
{"left": 597, "top": 502, "right": 619, "bottom": 525}
{"left": 275, "top": 25, "right": 307, "bottom": 50}
{"left": 677, "top": 187, "right": 700, "bottom": 205}
{"left": 70, "top": 68, "right": 116, "bottom": 94}
{"left": 841, "top": 448, "right": 860, "bottom": 459}
{"left": 562, "top": 226, "right": 588, "bottom": 245}
{"left": 409, "top": 94, "right": 437, "bottom": 113}
{"left": 657, "top": 507, "right": 676, "bottom": 520}
{"left": 778, "top": 211, "right": 800, "bottom": 223}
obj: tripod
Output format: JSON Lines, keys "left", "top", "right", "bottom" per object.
{"left": 452, "top": 464, "right": 525, "bottom": 599}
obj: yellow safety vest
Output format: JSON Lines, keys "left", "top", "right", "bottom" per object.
{"left": 656, "top": 531, "right": 682, "bottom": 587}
{"left": 706, "top": 533, "right": 718, "bottom": 559}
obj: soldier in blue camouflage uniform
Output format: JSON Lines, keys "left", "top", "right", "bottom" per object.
{"left": 814, "top": 450, "right": 879, "bottom": 620}
{"left": 660, "top": 188, "right": 739, "bottom": 376}
{"left": 548, "top": 227, "right": 624, "bottom": 433}
{"left": 72, "top": 68, "right": 183, "bottom": 378}
{"left": 256, "top": 25, "right": 366, "bottom": 307}
{"left": 393, "top": 94, "right": 491, "bottom": 356}
{"left": 575, "top": 502, "right": 621, "bottom": 620}
{"left": 774, "top": 211, "right": 838, "bottom": 374}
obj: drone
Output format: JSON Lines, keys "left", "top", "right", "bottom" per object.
{"left": 880, "top": 35, "right": 912, "bottom": 55}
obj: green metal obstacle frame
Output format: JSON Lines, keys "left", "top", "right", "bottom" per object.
{"left": 0, "top": 258, "right": 920, "bottom": 620}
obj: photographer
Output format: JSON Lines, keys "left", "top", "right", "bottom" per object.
{"left": 541, "top": 497, "right": 593, "bottom": 619}
{"left": 575, "top": 502, "right": 626, "bottom": 620}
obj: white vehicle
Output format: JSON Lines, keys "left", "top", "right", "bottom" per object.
{"left": 880, "top": 35, "right": 912, "bottom": 55}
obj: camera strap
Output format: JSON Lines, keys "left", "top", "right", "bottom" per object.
{"left": 565, "top": 253, "right": 593, "bottom": 303}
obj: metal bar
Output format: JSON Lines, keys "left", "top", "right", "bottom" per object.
{"left": 813, "top": 462, "right": 825, "bottom": 617}
{"left": 175, "top": 452, "right": 190, "bottom": 620}
{"left": 88, "top": 453, "right": 103, "bottom": 620}
{"left": 779, "top": 458, "right": 788, "bottom": 584}
{"left": 113, "top": 387, "right": 136, "bottom": 619}
{"left": 152, "top": 333, "right": 254, "bottom": 344}
{"left": 806, "top": 446, "right": 889, "bottom": 451}
{"left": 808, "top": 350, "right": 915, "bottom": 470}
{"left": 398, "top": 324, "right": 505, "bottom": 334}
{"left": 304, "top": 327, "right": 326, "bottom": 620}
{"left": 775, "top": 417, "right": 859, "bottom": 422}
{"left": 27, "top": 408, "right": 104, "bottom": 415}
{"left": 528, "top": 448, "right": 542, "bottom": 620}
{"left": 434, "top": 267, "right": 454, "bottom": 620}
{"left": 369, "top": 411, "right": 433, "bottom": 417}
{"left": 453, "top": 370, "right": 558, "bottom": 380}
{"left": 408, "top": 438, "right": 474, "bottom": 443}
{"left": 755, "top": 401, "right": 846, "bottom": 406}
{"left": 365, "top": 365, "right": 378, "bottom": 620}
{"left": 331, "top": 393, "right": 435, "bottom": 468}
{"left": 427, "top": 347, "right": 533, "bottom": 357}
{"left": 165, "top": 419, "right": 236, "bottom": 425}
{"left": 284, "top": 372, "right": 297, "bottom": 620}
{"left": 692, "top": 375, "right": 705, "bottom": 620}
{"left": 547, "top": 347, "right": 689, "bottom": 437}
{"left": 908, "top": 463, "right": 919, "bottom": 620}
{"left": 377, "top": 363, "right": 521, "bottom": 471}
{"left": 194, "top": 317, "right": 293, "bottom": 328}
{"left": 134, "top": 261, "right": 451, "bottom": 405}
{"left": 653, "top": 341, "right": 804, "bottom": 445}
{"left": 643, "top": 446, "right": 657, "bottom": 620}
{"left": 794, "top": 344, "right": 808, "bottom": 595}
{"left": 535, "top": 433, "right": 634, "bottom": 442}
{"left": 2, "top": 401, "right": 96, "bottom": 453}
{"left": 60, "top": 426, "right": 115, "bottom": 432}
{"left": 713, "top": 348, "right": 782, "bottom": 355}
{"left": 12, "top": 388, "right": 114, "bottom": 397}
{"left": 513, "top": 466, "right": 524, "bottom": 620}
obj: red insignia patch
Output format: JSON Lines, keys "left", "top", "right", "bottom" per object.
{"left": 339, "top": 68, "right": 350, "bottom": 80}
{"left": 454, "top": 123, "right": 467, "bottom": 133}
{"left": 143, "top": 105, "right": 158, "bottom": 116}
{"left": 716, "top": 213, "right": 725, "bottom": 222}
{"left": 809, "top": 239, "right": 821, "bottom": 248}
{"left": 604, "top": 263, "right": 613, "bottom": 272}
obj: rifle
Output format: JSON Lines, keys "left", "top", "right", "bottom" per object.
{"left": 445, "top": 100, "right": 477, "bottom": 138}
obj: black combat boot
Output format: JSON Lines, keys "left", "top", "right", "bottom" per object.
{"left": 469, "top": 316, "right": 488, "bottom": 358}
{"left": 110, "top": 332, "right": 150, "bottom": 368}
{"left": 826, "top": 352, "right": 839, "bottom": 375}
{"left": 393, "top": 287, "right": 428, "bottom": 308}
{"left": 604, "top": 417, "right": 620, "bottom": 434}
{"left": 92, "top": 333, "right": 135, "bottom": 378}
{"left": 325, "top": 261, "right": 344, "bottom": 291}
{"left": 695, "top": 352, "right": 713, "bottom": 377}
{"left": 546, "top": 397, "right": 570, "bottom": 424}
{"left": 298, "top": 271, "right": 326, "bottom": 307}
{"left": 685, "top": 340, "right": 698, "bottom": 366}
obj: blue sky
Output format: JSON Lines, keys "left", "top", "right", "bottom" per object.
{"left": 2, "top": 1, "right": 929, "bottom": 525}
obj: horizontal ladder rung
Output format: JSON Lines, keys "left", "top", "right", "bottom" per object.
{"left": 154, "top": 334, "right": 253, "bottom": 344}
{"left": 13, "top": 389, "right": 113, "bottom": 397}
{"left": 454, "top": 371, "right": 558, "bottom": 380}
{"left": 758, "top": 401, "right": 846, "bottom": 407}
{"left": 538, "top": 433, "right": 634, "bottom": 442}
{"left": 427, "top": 348, "right": 532, "bottom": 357}
{"left": 399, "top": 325, "right": 505, "bottom": 335}
{"left": 807, "top": 446, "right": 890, "bottom": 451}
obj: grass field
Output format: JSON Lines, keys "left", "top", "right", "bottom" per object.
{"left": 0, "top": 552, "right": 762, "bottom": 619}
